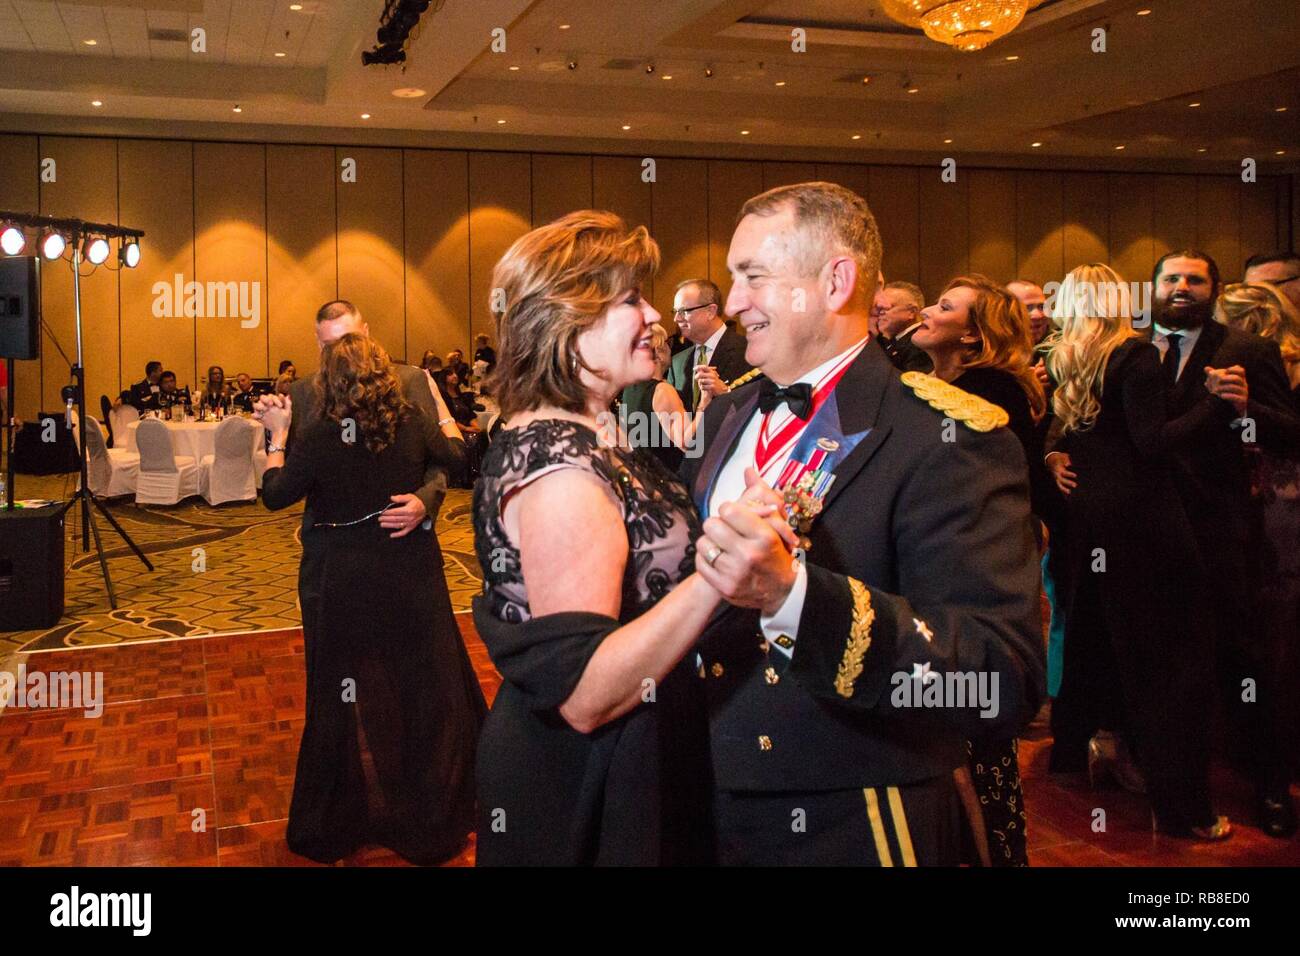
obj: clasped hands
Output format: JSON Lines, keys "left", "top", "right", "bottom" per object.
{"left": 696, "top": 467, "right": 800, "bottom": 616}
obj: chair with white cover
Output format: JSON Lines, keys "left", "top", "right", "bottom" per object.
{"left": 199, "top": 418, "right": 259, "bottom": 505}
{"left": 134, "top": 418, "right": 199, "bottom": 505}
{"left": 80, "top": 414, "right": 140, "bottom": 498}
{"left": 108, "top": 402, "right": 139, "bottom": 448}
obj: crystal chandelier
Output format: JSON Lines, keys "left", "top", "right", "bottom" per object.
{"left": 881, "top": 0, "right": 1044, "bottom": 52}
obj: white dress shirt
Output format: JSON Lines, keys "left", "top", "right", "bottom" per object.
{"left": 1152, "top": 322, "right": 1202, "bottom": 383}
{"left": 707, "top": 337, "right": 868, "bottom": 656}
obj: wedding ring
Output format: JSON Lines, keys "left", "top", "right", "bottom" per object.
{"left": 704, "top": 545, "right": 722, "bottom": 566}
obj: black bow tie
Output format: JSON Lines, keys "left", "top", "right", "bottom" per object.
{"left": 757, "top": 379, "right": 814, "bottom": 420}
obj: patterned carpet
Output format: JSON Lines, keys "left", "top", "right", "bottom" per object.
{"left": 1, "top": 474, "right": 482, "bottom": 655}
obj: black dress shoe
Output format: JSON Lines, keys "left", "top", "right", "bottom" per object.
{"left": 1256, "top": 793, "right": 1298, "bottom": 839}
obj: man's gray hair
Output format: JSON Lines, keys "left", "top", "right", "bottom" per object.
{"left": 737, "top": 181, "right": 882, "bottom": 287}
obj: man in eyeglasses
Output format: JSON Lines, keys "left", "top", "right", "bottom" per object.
{"left": 1245, "top": 251, "right": 1300, "bottom": 312}
{"left": 666, "top": 278, "right": 751, "bottom": 413}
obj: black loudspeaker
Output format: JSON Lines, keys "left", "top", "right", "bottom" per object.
{"left": 0, "top": 256, "right": 40, "bottom": 360}
{"left": 11, "top": 416, "right": 78, "bottom": 474}
{"left": 0, "top": 505, "right": 66, "bottom": 631}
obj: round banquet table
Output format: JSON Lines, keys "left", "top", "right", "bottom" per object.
{"left": 123, "top": 416, "right": 262, "bottom": 464}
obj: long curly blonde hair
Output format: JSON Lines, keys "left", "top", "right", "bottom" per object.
{"left": 944, "top": 274, "right": 1046, "bottom": 418}
{"left": 315, "top": 332, "right": 410, "bottom": 454}
{"left": 1045, "top": 264, "right": 1137, "bottom": 434}
{"left": 1215, "top": 281, "right": 1300, "bottom": 367}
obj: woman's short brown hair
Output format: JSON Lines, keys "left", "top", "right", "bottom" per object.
{"left": 315, "top": 332, "right": 410, "bottom": 454}
{"left": 487, "top": 210, "right": 660, "bottom": 419}
{"left": 943, "top": 274, "right": 1047, "bottom": 418}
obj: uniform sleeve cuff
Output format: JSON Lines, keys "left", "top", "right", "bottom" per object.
{"left": 759, "top": 559, "right": 808, "bottom": 657}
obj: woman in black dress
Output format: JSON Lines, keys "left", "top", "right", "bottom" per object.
{"left": 1045, "top": 263, "right": 1229, "bottom": 840}
{"left": 617, "top": 323, "right": 710, "bottom": 473}
{"left": 432, "top": 366, "right": 485, "bottom": 484}
{"left": 914, "top": 274, "right": 1046, "bottom": 866}
{"left": 471, "top": 211, "right": 788, "bottom": 865}
{"left": 259, "top": 333, "right": 486, "bottom": 864}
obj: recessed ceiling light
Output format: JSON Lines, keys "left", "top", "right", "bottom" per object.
{"left": 907, "top": 87, "right": 920, "bottom": 94}
{"left": 509, "top": 65, "right": 520, "bottom": 71}
{"left": 91, "top": 99, "right": 103, "bottom": 107}
{"left": 1137, "top": 8, "right": 1152, "bottom": 15}
{"left": 774, "top": 81, "right": 785, "bottom": 86}
{"left": 1277, "top": 106, "right": 1288, "bottom": 112}
{"left": 392, "top": 87, "right": 427, "bottom": 98}
{"left": 1115, "top": 144, "right": 1126, "bottom": 150}
{"left": 83, "top": 39, "right": 97, "bottom": 46}
{"left": 1189, "top": 102, "right": 1201, "bottom": 108}
{"left": 232, "top": 105, "right": 242, "bottom": 113}
{"left": 496, "top": 119, "right": 506, "bottom": 124}
{"left": 559, "top": 23, "right": 570, "bottom": 30}
{"left": 1031, "top": 141, "right": 1042, "bottom": 147}
{"left": 1278, "top": 150, "right": 1287, "bottom": 156}
{"left": 1005, "top": 55, "right": 1019, "bottom": 61}
{"left": 621, "top": 124, "right": 631, "bottom": 130}
{"left": 289, "top": 4, "right": 303, "bottom": 10}
{"left": 1197, "top": 147, "right": 1208, "bottom": 153}
{"left": 360, "top": 113, "right": 370, "bottom": 120}
{"left": 944, "top": 138, "right": 953, "bottom": 144}
{"left": 740, "top": 129, "right": 750, "bottom": 135}
{"left": 662, "top": 75, "right": 673, "bottom": 80}
{"left": 274, "top": 51, "right": 286, "bottom": 57}
{"left": 861, "top": 76, "right": 871, "bottom": 84}
{"left": 851, "top": 134, "right": 861, "bottom": 140}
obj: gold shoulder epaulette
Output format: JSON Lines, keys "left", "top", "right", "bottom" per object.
{"left": 899, "top": 371, "right": 1009, "bottom": 432}
{"left": 728, "top": 367, "right": 763, "bottom": 389}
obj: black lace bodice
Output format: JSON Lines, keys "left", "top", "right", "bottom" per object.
{"left": 473, "top": 419, "right": 703, "bottom": 624}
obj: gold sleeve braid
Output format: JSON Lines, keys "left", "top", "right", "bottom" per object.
{"left": 834, "top": 577, "right": 875, "bottom": 698}
{"left": 899, "top": 371, "right": 1009, "bottom": 432}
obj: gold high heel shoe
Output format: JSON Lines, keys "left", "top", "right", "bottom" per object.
{"left": 1087, "top": 730, "right": 1147, "bottom": 794}
{"left": 1153, "top": 811, "right": 1233, "bottom": 842}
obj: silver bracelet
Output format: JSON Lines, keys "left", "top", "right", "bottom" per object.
{"left": 267, "top": 442, "right": 287, "bottom": 454}
{"left": 438, "top": 417, "right": 456, "bottom": 427}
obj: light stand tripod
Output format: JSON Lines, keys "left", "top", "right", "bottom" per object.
{"left": 66, "top": 237, "right": 153, "bottom": 608}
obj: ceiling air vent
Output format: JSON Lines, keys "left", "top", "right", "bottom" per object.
{"left": 147, "top": 28, "right": 189, "bottom": 43}
{"left": 602, "top": 59, "right": 641, "bottom": 71}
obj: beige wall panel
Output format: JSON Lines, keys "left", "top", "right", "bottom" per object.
{"left": 869, "top": 166, "right": 920, "bottom": 285}
{"left": 194, "top": 142, "right": 267, "bottom": 385}
{"left": 1238, "top": 177, "right": 1281, "bottom": 268}
{"left": 0, "top": 134, "right": 42, "bottom": 418}
{"left": 404, "top": 149, "right": 470, "bottom": 362}
{"left": 1150, "top": 174, "right": 1199, "bottom": 266}
{"left": 119, "top": 139, "right": 195, "bottom": 392}
{"left": 918, "top": 171, "right": 968, "bottom": 300}
{"left": 38, "top": 136, "right": 119, "bottom": 415}
{"left": 530, "top": 154, "right": 592, "bottom": 227}
{"left": 1016, "top": 171, "right": 1065, "bottom": 287}
{"left": 1107, "top": 173, "right": 1155, "bottom": 286}
{"left": 267, "top": 145, "right": 335, "bottom": 379}
{"left": 1196, "top": 175, "right": 1241, "bottom": 280}
{"left": 968, "top": 169, "right": 1017, "bottom": 282}
{"left": 650, "top": 158, "right": 709, "bottom": 321}
{"left": 707, "top": 160, "right": 764, "bottom": 307}
{"left": 762, "top": 162, "right": 817, "bottom": 190}
{"left": 593, "top": 155, "right": 654, "bottom": 306}
{"left": 1063, "top": 172, "right": 1110, "bottom": 273}
{"left": 336, "top": 147, "right": 405, "bottom": 359}
{"left": 468, "top": 152, "right": 531, "bottom": 345}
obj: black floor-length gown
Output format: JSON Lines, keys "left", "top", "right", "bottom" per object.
{"left": 262, "top": 409, "right": 486, "bottom": 864}
{"left": 1048, "top": 338, "right": 1218, "bottom": 831}
{"left": 471, "top": 419, "right": 712, "bottom": 865}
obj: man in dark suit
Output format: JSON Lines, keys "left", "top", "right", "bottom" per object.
{"left": 682, "top": 182, "right": 1044, "bottom": 865}
{"left": 666, "top": 278, "right": 751, "bottom": 412}
{"left": 1151, "top": 250, "right": 1300, "bottom": 837}
{"left": 872, "top": 280, "right": 933, "bottom": 373}
{"left": 125, "top": 361, "right": 164, "bottom": 412}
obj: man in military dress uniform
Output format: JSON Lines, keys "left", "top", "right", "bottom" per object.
{"left": 684, "top": 182, "right": 1044, "bottom": 865}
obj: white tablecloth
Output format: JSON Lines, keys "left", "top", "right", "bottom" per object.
{"left": 124, "top": 417, "right": 261, "bottom": 464}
